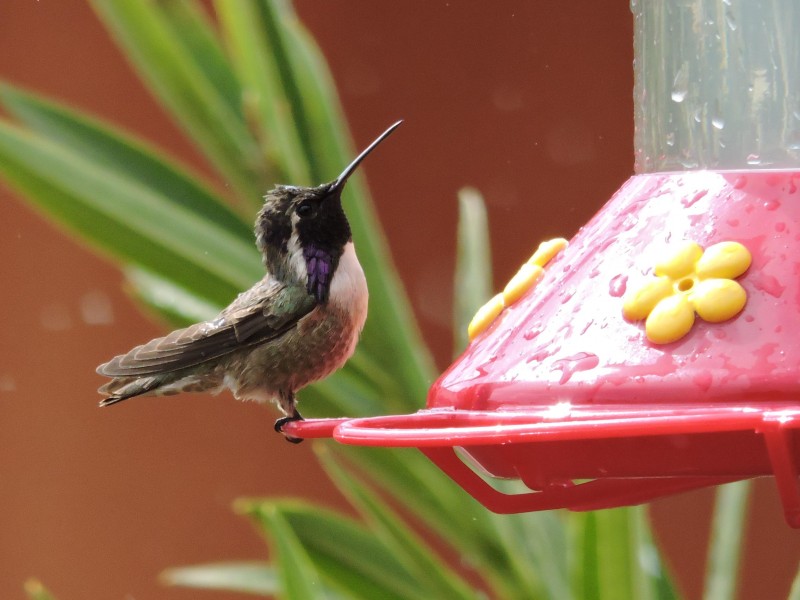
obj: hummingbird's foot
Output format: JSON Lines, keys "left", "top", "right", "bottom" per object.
{"left": 274, "top": 409, "right": 304, "bottom": 444}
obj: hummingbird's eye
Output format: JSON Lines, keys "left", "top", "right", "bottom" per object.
{"left": 296, "top": 202, "right": 314, "bottom": 217}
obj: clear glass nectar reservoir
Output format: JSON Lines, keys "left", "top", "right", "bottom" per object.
{"left": 633, "top": 0, "right": 800, "bottom": 172}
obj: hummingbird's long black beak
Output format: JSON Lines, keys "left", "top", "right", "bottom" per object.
{"left": 331, "top": 120, "right": 402, "bottom": 192}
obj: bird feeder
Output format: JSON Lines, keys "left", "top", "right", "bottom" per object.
{"left": 286, "top": 1, "right": 800, "bottom": 527}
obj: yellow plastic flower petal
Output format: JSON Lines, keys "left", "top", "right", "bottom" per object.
{"left": 695, "top": 241, "right": 751, "bottom": 280}
{"left": 622, "top": 276, "right": 673, "bottom": 321}
{"left": 528, "top": 238, "right": 568, "bottom": 267}
{"left": 645, "top": 294, "right": 695, "bottom": 344}
{"left": 654, "top": 241, "right": 703, "bottom": 279}
{"left": 467, "top": 237, "right": 566, "bottom": 342}
{"left": 691, "top": 279, "right": 747, "bottom": 322}
{"left": 468, "top": 293, "right": 505, "bottom": 340}
{"left": 503, "top": 263, "right": 544, "bottom": 306}
{"left": 625, "top": 240, "right": 752, "bottom": 344}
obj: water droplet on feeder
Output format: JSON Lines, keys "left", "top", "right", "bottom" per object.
{"left": 551, "top": 352, "right": 600, "bottom": 385}
{"left": 752, "top": 273, "right": 786, "bottom": 298}
{"left": 682, "top": 190, "right": 708, "bottom": 207}
{"left": 609, "top": 274, "right": 628, "bottom": 297}
{"left": 671, "top": 63, "right": 689, "bottom": 103}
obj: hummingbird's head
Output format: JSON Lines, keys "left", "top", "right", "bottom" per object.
{"left": 256, "top": 121, "right": 402, "bottom": 302}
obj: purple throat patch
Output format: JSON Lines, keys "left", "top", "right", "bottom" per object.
{"left": 304, "top": 246, "right": 333, "bottom": 302}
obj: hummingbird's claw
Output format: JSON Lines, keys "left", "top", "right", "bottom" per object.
{"left": 274, "top": 410, "right": 304, "bottom": 444}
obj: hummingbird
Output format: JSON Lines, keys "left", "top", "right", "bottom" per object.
{"left": 96, "top": 121, "right": 402, "bottom": 443}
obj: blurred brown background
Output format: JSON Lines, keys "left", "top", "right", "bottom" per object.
{"left": 0, "top": 1, "right": 797, "bottom": 598}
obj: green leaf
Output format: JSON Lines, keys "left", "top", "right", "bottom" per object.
{"left": 23, "top": 580, "right": 57, "bottom": 600}
{"left": 574, "top": 507, "right": 679, "bottom": 600}
{"left": 788, "top": 563, "right": 800, "bottom": 600}
{"left": 453, "top": 186, "right": 493, "bottom": 353}
{"left": 574, "top": 508, "right": 648, "bottom": 600}
{"left": 630, "top": 508, "right": 679, "bottom": 600}
{"left": 488, "top": 511, "right": 571, "bottom": 600}
{"left": 161, "top": 561, "right": 278, "bottom": 596}
{"left": 330, "top": 446, "right": 492, "bottom": 550}
{"left": 251, "top": 0, "right": 324, "bottom": 183}
{"left": 0, "top": 120, "right": 262, "bottom": 306}
{"left": 215, "top": 0, "right": 311, "bottom": 184}
{"left": 253, "top": 505, "right": 329, "bottom": 600}
{"left": 91, "top": 0, "right": 264, "bottom": 201}
{"left": 703, "top": 480, "right": 752, "bottom": 600}
{"left": 590, "top": 509, "right": 637, "bottom": 600}
{"left": 326, "top": 445, "right": 538, "bottom": 600}
{"left": 576, "top": 511, "right": 601, "bottom": 600}
{"left": 238, "top": 499, "right": 431, "bottom": 600}
{"left": 157, "top": 0, "right": 244, "bottom": 120}
{"left": 319, "top": 447, "right": 479, "bottom": 600}
{"left": 125, "top": 266, "right": 222, "bottom": 328}
{"left": 0, "top": 81, "right": 253, "bottom": 236}
{"left": 300, "top": 367, "right": 388, "bottom": 419}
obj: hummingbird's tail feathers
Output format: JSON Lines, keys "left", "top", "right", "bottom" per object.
{"left": 97, "top": 375, "right": 163, "bottom": 406}
{"left": 97, "top": 370, "right": 224, "bottom": 406}
{"left": 98, "top": 395, "right": 128, "bottom": 407}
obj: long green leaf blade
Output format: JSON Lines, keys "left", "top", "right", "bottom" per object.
{"left": 319, "top": 447, "right": 478, "bottom": 600}
{"left": 0, "top": 81, "right": 253, "bottom": 237}
{"left": 580, "top": 508, "right": 635, "bottom": 600}
{"left": 158, "top": 0, "right": 244, "bottom": 119}
{"left": 253, "top": 0, "right": 321, "bottom": 182}
{"left": 255, "top": 506, "right": 328, "bottom": 600}
{"left": 91, "top": 0, "right": 264, "bottom": 201}
{"left": 327, "top": 445, "right": 527, "bottom": 599}
{"left": 575, "top": 507, "right": 678, "bottom": 600}
{"left": 215, "top": 0, "right": 311, "bottom": 184}
{"left": 703, "top": 480, "right": 751, "bottom": 600}
{"left": 161, "top": 562, "right": 278, "bottom": 596}
{"left": 576, "top": 511, "right": 601, "bottom": 600}
{"left": 239, "top": 499, "right": 429, "bottom": 600}
{"left": 0, "top": 121, "right": 261, "bottom": 305}
{"left": 489, "top": 511, "right": 571, "bottom": 600}
{"left": 23, "top": 580, "right": 57, "bottom": 600}
{"left": 125, "top": 267, "right": 222, "bottom": 328}
{"left": 788, "top": 563, "right": 800, "bottom": 600}
{"left": 597, "top": 509, "right": 635, "bottom": 600}
{"left": 453, "top": 186, "right": 492, "bottom": 353}
{"left": 630, "top": 507, "right": 679, "bottom": 600}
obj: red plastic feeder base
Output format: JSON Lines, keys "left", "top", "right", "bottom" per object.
{"left": 286, "top": 171, "right": 800, "bottom": 528}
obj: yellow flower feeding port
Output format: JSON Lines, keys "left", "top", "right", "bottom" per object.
{"left": 469, "top": 238, "right": 568, "bottom": 341}
{"left": 623, "top": 241, "right": 751, "bottom": 344}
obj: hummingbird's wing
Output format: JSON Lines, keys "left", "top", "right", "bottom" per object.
{"left": 97, "top": 281, "right": 315, "bottom": 377}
